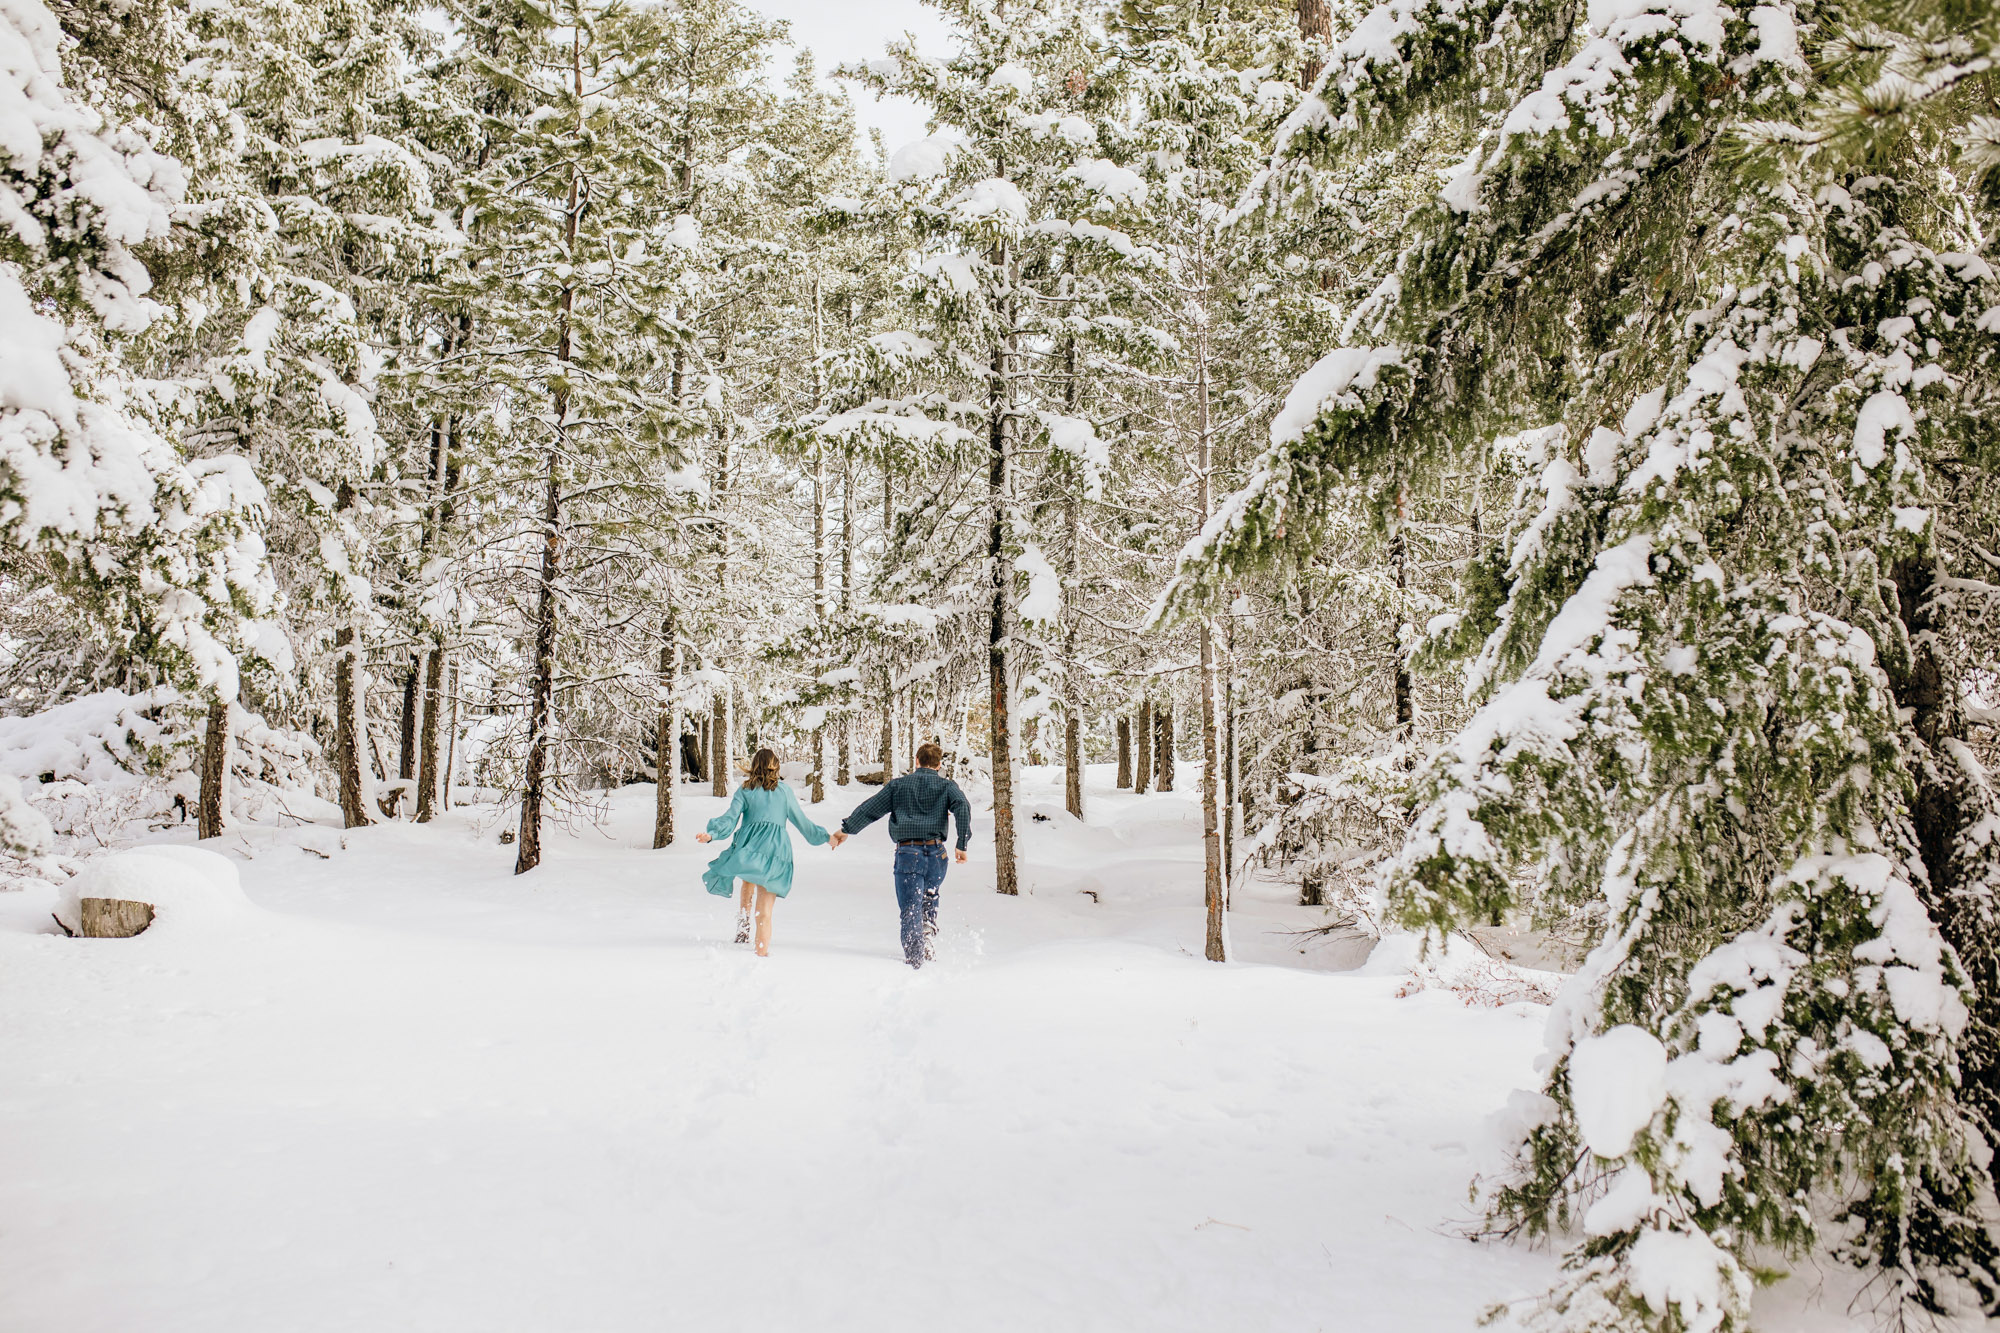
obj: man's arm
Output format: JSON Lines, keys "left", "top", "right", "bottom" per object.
{"left": 947, "top": 780, "right": 973, "bottom": 852}
{"left": 840, "top": 781, "right": 896, "bottom": 837}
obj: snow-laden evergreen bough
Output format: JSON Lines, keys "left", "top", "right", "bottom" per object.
{"left": 1, "top": 0, "right": 281, "bottom": 713}
{"left": 1170, "top": 0, "right": 2000, "bottom": 1323}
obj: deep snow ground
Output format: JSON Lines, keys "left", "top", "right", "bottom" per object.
{"left": 1, "top": 765, "right": 1877, "bottom": 1331}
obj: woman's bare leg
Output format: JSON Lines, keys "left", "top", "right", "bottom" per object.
{"left": 753, "top": 886, "right": 777, "bottom": 957}
{"left": 735, "top": 879, "right": 754, "bottom": 944}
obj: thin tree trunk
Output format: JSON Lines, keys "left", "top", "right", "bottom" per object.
{"left": 1116, "top": 717, "right": 1131, "bottom": 789}
{"left": 1200, "top": 625, "right": 1224, "bottom": 959}
{"left": 442, "top": 659, "right": 459, "bottom": 809}
{"left": 516, "top": 39, "right": 584, "bottom": 876}
{"left": 334, "top": 624, "right": 370, "bottom": 828}
{"left": 1224, "top": 601, "right": 1239, "bottom": 906}
{"left": 515, "top": 432, "right": 562, "bottom": 873}
{"left": 654, "top": 602, "right": 679, "bottom": 847}
{"left": 398, "top": 662, "right": 418, "bottom": 772}
{"left": 879, "top": 681, "right": 894, "bottom": 779}
{"left": 810, "top": 277, "right": 827, "bottom": 805}
{"left": 1060, "top": 341, "right": 1085, "bottom": 822}
{"left": 415, "top": 647, "right": 446, "bottom": 822}
{"left": 1392, "top": 480, "right": 1414, "bottom": 749}
{"left": 710, "top": 406, "right": 734, "bottom": 800}
{"left": 1155, "top": 702, "right": 1175, "bottom": 792}
{"left": 1135, "top": 699, "right": 1153, "bottom": 795}
{"left": 712, "top": 690, "right": 730, "bottom": 795}
{"left": 838, "top": 443, "right": 853, "bottom": 786}
{"left": 1196, "top": 331, "right": 1224, "bottom": 960}
{"left": 198, "top": 697, "right": 228, "bottom": 839}
{"left": 988, "top": 236, "right": 1020, "bottom": 896}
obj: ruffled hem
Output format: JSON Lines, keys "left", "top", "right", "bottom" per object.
{"left": 702, "top": 824, "right": 798, "bottom": 898}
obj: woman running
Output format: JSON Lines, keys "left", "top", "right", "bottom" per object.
{"left": 695, "top": 747, "right": 830, "bottom": 956}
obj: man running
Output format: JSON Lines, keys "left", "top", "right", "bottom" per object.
{"left": 830, "top": 742, "right": 972, "bottom": 968}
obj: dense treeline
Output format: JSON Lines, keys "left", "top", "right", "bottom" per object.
{"left": 3, "top": 0, "right": 1998, "bottom": 1325}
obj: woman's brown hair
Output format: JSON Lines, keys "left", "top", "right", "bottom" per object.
{"left": 747, "top": 748, "right": 781, "bottom": 791}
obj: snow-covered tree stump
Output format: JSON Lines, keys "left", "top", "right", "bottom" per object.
{"left": 80, "top": 898, "right": 153, "bottom": 938}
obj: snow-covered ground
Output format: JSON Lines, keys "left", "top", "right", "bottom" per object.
{"left": 1, "top": 766, "right": 1873, "bottom": 1331}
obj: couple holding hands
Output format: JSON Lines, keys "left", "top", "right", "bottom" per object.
{"left": 696, "top": 742, "right": 972, "bottom": 966}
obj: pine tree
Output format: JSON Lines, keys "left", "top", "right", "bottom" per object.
{"left": 1169, "top": 0, "right": 2000, "bottom": 1322}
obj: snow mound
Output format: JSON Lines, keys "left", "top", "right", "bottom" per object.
{"left": 1567, "top": 1024, "right": 1667, "bottom": 1158}
{"left": 53, "top": 845, "right": 252, "bottom": 938}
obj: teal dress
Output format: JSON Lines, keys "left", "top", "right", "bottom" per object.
{"left": 702, "top": 782, "right": 830, "bottom": 898}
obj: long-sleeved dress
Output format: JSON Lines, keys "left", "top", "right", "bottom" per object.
{"left": 702, "top": 781, "right": 830, "bottom": 898}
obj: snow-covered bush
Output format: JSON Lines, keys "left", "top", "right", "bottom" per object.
{"left": 0, "top": 689, "right": 320, "bottom": 845}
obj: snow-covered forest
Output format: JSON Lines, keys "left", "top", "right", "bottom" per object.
{"left": 3, "top": 0, "right": 1999, "bottom": 1326}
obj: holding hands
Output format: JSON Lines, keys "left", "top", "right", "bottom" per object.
{"left": 695, "top": 832, "right": 711, "bottom": 844}
{"left": 829, "top": 832, "right": 848, "bottom": 850}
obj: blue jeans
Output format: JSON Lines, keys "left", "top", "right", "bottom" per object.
{"left": 893, "top": 844, "right": 949, "bottom": 965}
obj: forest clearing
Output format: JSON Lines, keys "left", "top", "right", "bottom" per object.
{"left": 2, "top": 0, "right": 1997, "bottom": 1326}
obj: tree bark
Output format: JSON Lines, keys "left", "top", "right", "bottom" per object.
{"left": 334, "top": 625, "right": 371, "bottom": 828}
{"left": 198, "top": 697, "right": 228, "bottom": 839}
{"left": 1135, "top": 699, "right": 1153, "bottom": 795}
{"left": 1060, "top": 340, "right": 1085, "bottom": 823}
{"left": 809, "top": 277, "right": 827, "bottom": 806}
{"left": 838, "top": 444, "right": 853, "bottom": 786}
{"left": 442, "top": 658, "right": 459, "bottom": 810}
{"left": 1297, "top": 0, "right": 1332, "bottom": 83}
{"left": 397, "top": 661, "right": 419, "bottom": 782}
{"left": 1155, "top": 702, "right": 1175, "bottom": 793}
{"left": 1392, "top": 480, "right": 1414, "bottom": 749}
{"left": 515, "top": 432, "right": 562, "bottom": 874}
{"left": 712, "top": 689, "right": 730, "bottom": 795}
{"left": 654, "top": 602, "right": 679, "bottom": 847}
{"left": 516, "top": 50, "right": 584, "bottom": 876}
{"left": 1196, "top": 333, "right": 1224, "bottom": 960}
{"left": 988, "top": 236, "right": 1020, "bottom": 896}
{"left": 1888, "top": 554, "right": 2000, "bottom": 1187}
{"left": 415, "top": 647, "right": 446, "bottom": 822}
{"left": 1200, "top": 625, "right": 1225, "bottom": 960}
{"left": 1116, "top": 717, "right": 1131, "bottom": 789}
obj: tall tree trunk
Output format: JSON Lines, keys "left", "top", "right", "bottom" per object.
{"left": 838, "top": 444, "right": 853, "bottom": 785}
{"left": 516, "top": 433, "right": 562, "bottom": 874}
{"left": 1144, "top": 696, "right": 1160, "bottom": 788}
{"left": 1391, "top": 480, "right": 1414, "bottom": 749}
{"left": 1116, "top": 717, "right": 1131, "bottom": 789}
{"left": 1155, "top": 702, "right": 1175, "bottom": 792}
{"left": 397, "top": 661, "right": 419, "bottom": 783}
{"left": 1223, "top": 601, "right": 1239, "bottom": 906}
{"left": 988, "top": 237, "right": 1020, "bottom": 896}
{"left": 442, "top": 658, "right": 459, "bottom": 810}
{"left": 1060, "top": 341, "right": 1085, "bottom": 822}
{"left": 1197, "top": 337, "right": 1225, "bottom": 961}
{"left": 710, "top": 346, "right": 735, "bottom": 799}
{"left": 809, "top": 277, "right": 827, "bottom": 804}
{"left": 334, "top": 625, "right": 371, "bottom": 828}
{"left": 1888, "top": 555, "right": 2000, "bottom": 1188}
{"left": 198, "top": 697, "right": 228, "bottom": 839}
{"left": 879, "top": 680, "right": 894, "bottom": 779}
{"left": 654, "top": 603, "right": 679, "bottom": 847}
{"left": 415, "top": 647, "right": 446, "bottom": 822}
{"left": 712, "top": 689, "right": 730, "bottom": 795}
{"left": 516, "top": 46, "right": 584, "bottom": 876}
